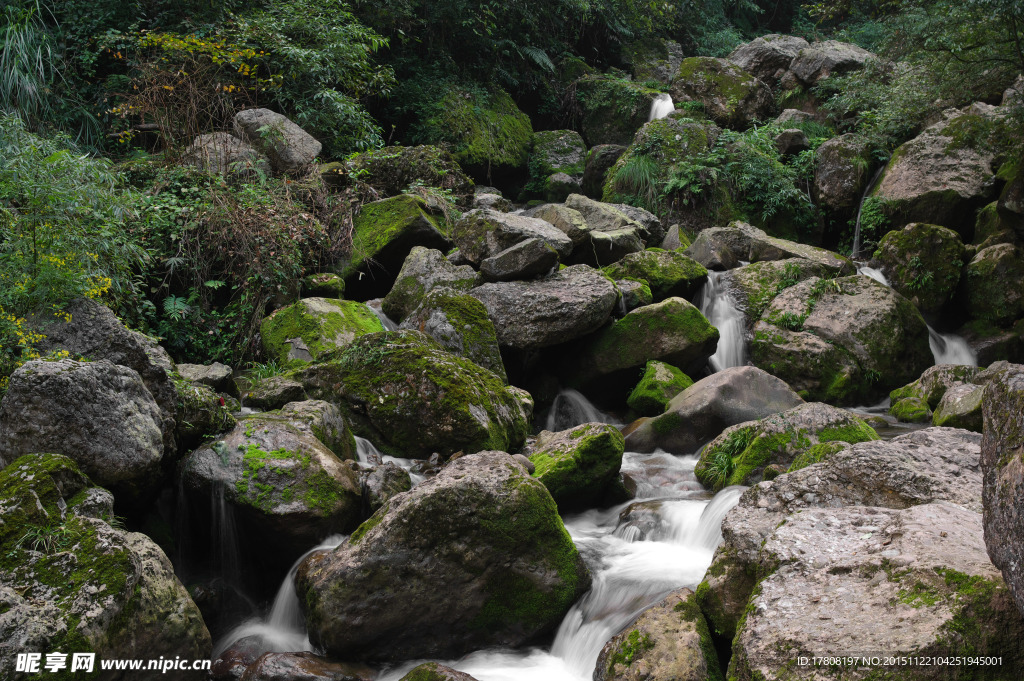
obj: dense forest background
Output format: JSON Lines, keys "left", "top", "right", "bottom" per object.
{"left": 2, "top": 0, "right": 1023, "bottom": 376}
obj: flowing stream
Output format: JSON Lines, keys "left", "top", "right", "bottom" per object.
{"left": 545, "top": 389, "right": 614, "bottom": 431}
{"left": 697, "top": 271, "right": 746, "bottom": 372}
{"left": 648, "top": 94, "right": 674, "bottom": 121}
{"left": 856, "top": 265, "right": 977, "bottom": 366}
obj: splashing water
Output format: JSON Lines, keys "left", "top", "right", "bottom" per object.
{"left": 698, "top": 271, "right": 746, "bottom": 372}
{"left": 213, "top": 534, "right": 346, "bottom": 659}
{"left": 365, "top": 299, "right": 399, "bottom": 331}
{"left": 857, "top": 265, "right": 889, "bottom": 287}
{"left": 648, "top": 93, "right": 674, "bottom": 122}
{"left": 355, "top": 436, "right": 427, "bottom": 486}
{"left": 545, "top": 389, "right": 611, "bottom": 431}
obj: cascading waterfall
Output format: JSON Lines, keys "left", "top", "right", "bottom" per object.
{"left": 851, "top": 166, "right": 886, "bottom": 259}
{"left": 366, "top": 301, "right": 399, "bottom": 331}
{"left": 356, "top": 436, "right": 427, "bottom": 486}
{"left": 545, "top": 389, "right": 611, "bottom": 431}
{"left": 210, "top": 482, "right": 242, "bottom": 585}
{"left": 379, "top": 453, "right": 745, "bottom": 681}
{"left": 697, "top": 271, "right": 746, "bottom": 372}
{"left": 648, "top": 93, "right": 674, "bottom": 122}
{"left": 856, "top": 265, "right": 978, "bottom": 367}
{"left": 213, "top": 535, "right": 346, "bottom": 658}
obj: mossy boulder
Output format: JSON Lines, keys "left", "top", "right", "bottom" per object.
{"left": 301, "top": 272, "right": 345, "bottom": 299}
{"left": 594, "top": 588, "right": 721, "bottom": 681}
{"left": 874, "top": 223, "right": 967, "bottom": 314}
{"left": 295, "top": 331, "right": 531, "bottom": 458}
{"left": 726, "top": 258, "right": 835, "bottom": 325}
{"left": 889, "top": 396, "right": 933, "bottom": 423}
{"left": 340, "top": 194, "right": 451, "bottom": 299}
{"left": 962, "top": 243, "right": 1024, "bottom": 326}
{"left": 932, "top": 383, "right": 984, "bottom": 432}
{"left": 172, "top": 375, "right": 237, "bottom": 452}
{"left": 295, "top": 451, "right": 591, "bottom": 661}
{"left": 179, "top": 404, "right": 362, "bottom": 560}
{"left": 684, "top": 221, "right": 853, "bottom": 273}
{"left": 413, "top": 86, "right": 533, "bottom": 175}
{"left": 452, "top": 209, "right": 573, "bottom": 265}
{"left": 627, "top": 361, "right": 694, "bottom": 416}
{"left": 602, "top": 249, "right": 708, "bottom": 302}
{"left": 243, "top": 374, "right": 307, "bottom": 411}
{"left": 813, "top": 133, "right": 871, "bottom": 211}
{"left": 728, "top": 34, "right": 809, "bottom": 84}
{"left": 344, "top": 145, "right": 475, "bottom": 208}
{"left": 751, "top": 275, "right": 932, "bottom": 405}
{"left": 889, "top": 364, "right": 982, "bottom": 409}
{"left": 400, "top": 663, "right": 479, "bottom": 681}
{"left": 576, "top": 76, "right": 664, "bottom": 146}
{"left": 530, "top": 130, "right": 587, "bottom": 179}
{"left": 382, "top": 246, "right": 479, "bottom": 323}
{"left": 260, "top": 298, "right": 384, "bottom": 366}
{"left": 0, "top": 454, "right": 210, "bottom": 678}
{"left": 528, "top": 423, "right": 625, "bottom": 510}
{"left": 669, "top": 57, "right": 774, "bottom": 129}
{"left": 694, "top": 402, "right": 879, "bottom": 491}
{"left": 582, "top": 144, "right": 628, "bottom": 198}
{"left": 400, "top": 288, "right": 507, "bottom": 382}
{"left": 565, "top": 297, "right": 719, "bottom": 391}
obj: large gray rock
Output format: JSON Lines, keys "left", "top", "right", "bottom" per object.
{"left": 295, "top": 451, "right": 591, "bottom": 661}
{"left": 981, "top": 363, "right": 1024, "bottom": 619}
{"left": 875, "top": 222, "right": 968, "bottom": 313}
{"left": 726, "top": 258, "right": 837, "bottom": 325}
{"left": 872, "top": 110, "right": 1000, "bottom": 234}
{"left": 470, "top": 265, "right": 618, "bottom": 349}
{"left": 479, "top": 238, "right": 559, "bottom": 282}
{"left": 0, "top": 359, "right": 164, "bottom": 499}
{"left": 684, "top": 222, "right": 852, "bottom": 273}
{"left": 624, "top": 366, "right": 803, "bottom": 454}
{"left": 399, "top": 289, "right": 507, "bottom": 382}
{"left": 751, "top": 275, "right": 932, "bottom": 404}
{"left": 530, "top": 130, "right": 587, "bottom": 179}
{"left": 0, "top": 454, "right": 211, "bottom": 679}
{"left": 698, "top": 427, "right": 984, "bottom": 644}
{"left": 594, "top": 588, "right": 718, "bottom": 681}
{"left": 180, "top": 405, "right": 362, "bottom": 558}
{"left": 382, "top": 246, "right": 479, "bottom": 323}
{"left": 30, "top": 298, "right": 177, "bottom": 451}
{"left": 785, "top": 39, "right": 875, "bottom": 87}
{"left": 962, "top": 243, "right": 1024, "bottom": 326}
{"left": 728, "top": 34, "right": 809, "bottom": 83}
{"left": 582, "top": 145, "right": 627, "bottom": 198}
{"left": 452, "top": 209, "right": 572, "bottom": 265}
{"left": 362, "top": 463, "right": 411, "bottom": 515}
{"left": 259, "top": 298, "right": 384, "bottom": 366}
{"left": 729, "top": 503, "right": 1024, "bottom": 679}
{"left": 525, "top": 204, "right": 591, "bottom": 247}
{"left": 932, "top": 383, "right": 984, "bottom": 431}
{"left": 181, "top": 132, "right": 270, "bottom": 178}
{"left": 564, "top": 193, "right": 649, "bottom": 262}
{"left": 813, "top": 134, "right": 872, "bottom": 211}
{"left": 177, "top": 361, "right": 234, "bottom": 394}
{"left": 527, "top": 422, "right": 625, "bottom": 510}
{"left": 233, "top": 108, "right": 321, "bottom": 173}
{"left": 612, "top": 203, "right": 665, "bottom": 247}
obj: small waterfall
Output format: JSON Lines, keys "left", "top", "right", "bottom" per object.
{"left": 355, "top": 436, "right": 384, "bottom": 466}
{"left": 648, "top": 94, "right": 674, "bottom": 122}
{"left": 356, "top": 436, "right": 427, "bottom": 486}
{"left": 365, "top": 299, "right": 399, "bottom": 331}
{"left": 857, "top": 266, "right": 977, "bottom": 367}
{"left": 697, "top": 271, "right": 746, "bottom": 372}
{"left": 928, "top": 327, "right": 978, "bottom": 366}
{"left": 545, "top": 389, "right": 609, "bottom": 431}
{"left": 851, "top": 166, "right": 886, "bottom": 259}
{"left": 214, "top": 535, "right": 345, "bottom": 658}
{"left": 210, "top": 483, "right": 242, "bottom": 585}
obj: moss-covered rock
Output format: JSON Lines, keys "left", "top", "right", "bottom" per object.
{"left": 344, "top": 145, "right": 475, "bottom": 208}
{"left": 295, "top": 331, "right": 531, "bottom": 458}
{"left": 889, "top": 364, "right": 982, "bottom": 409}
{"left": 399, "top": 662, "right": 479, "bottom": 681}
{"left": 931, "top": 383, "right": 984, "bottom": 431}
{"left": 751, "top": 275, "right": 932, "bottom": 405}
{"left": 382, "top": 246, "right": 479, "bottom": 323}
{"left": 889, "top": 396, "right": 933, "bottom": 423}
{"left": 243, "top": 374, "right": 307, "bottom": 411}
{"left": 669, "top": 57, "right": 774, "bottom": 129}
{"left": 400, "top": 288, "right": 507, "bottom": 382}
{"left": 180, "top": 404, "right": 362, "bottom": 560}
{"left": 874, "top": 223, "right": 967, "bottom": 314}
{"left": 530, "top": 130, "right": 587, "bottom": 180}
{"left": 173, "top": 374, "right": 237, "bottom": 452}
{"left": 528, "top": 423, "right": 625, "bottom": 510}
{"left": 260, "top": 298, "right": 384, "bottom": 366}
{"left": 594, "top": 588, "right": 721, "bottom": 681}
{"left": 627, "top": 360, "right": 694, "bottom": 416}
{"left": 694, "top": 402, "right": 878, "bottom": 491}
{"left": 413, "top": 86, "right": 533, "bottom": 175}
{"left": 301, "top": 272, "right": 345, "bottom": 299}
{"left": 813, "top": 133, "right": 871, "bottom": 212}
{"left": 295, "top": 451, "right": 590, "bottom": 661}
{"left": 576, "top": 76, "right": 664, "bottom": 146}
{"left": 727, "top": 258, "right": 835, "bottom": 324}
{"left": 453, "top": 209, "right": 572, "bottom": 265}
{"left": 0, "top": 454, "right": 210, "bottom": 679}
{"left": 565, "top": 297, "right": 719, "bottom": 392}
{"left": 340, "top": 194, "right": 451, "bottom": 299}
{"left": 962, "top": 243, "right": 1024, "bottom": 326}
{"left": 602, "top": 249, "right": 708, "bottom": 302}
{"left": 786, "top": 440, "right": 849, "bottom": 473}
{"left": 582, "top": 144, "right": 628, "bottom": 198}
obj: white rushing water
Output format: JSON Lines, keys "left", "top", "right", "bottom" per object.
{"left": 545, "top": 389, "right": 612, "bottom": 431}
{"left": 647, "top": 93, "right": 674, "bottom": 122}
{"left": 856, "top": 265, "right": 977, "bottom": 367}
{"left": 697, "top": 271, "right": 746, "bottom": 372}
{"left": 365, "top": 299, "right": 399, "bottom": 331}
{"left": 356, "top": 436, "right": 427, "bottom": 486}
{"left": 214, "top": 534, "right": 346, "bottom": 658}
{"left": 379, "top": 453, "right": 745, "bottom": 681}
{"left": 851, "top": 166, "right": 886, "bottom": 259}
